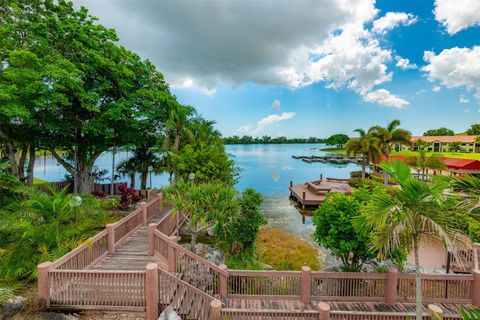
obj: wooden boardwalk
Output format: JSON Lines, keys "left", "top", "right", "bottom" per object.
{"left": 289, "top": 179, "right": 353, "bottom": 208}
{"left": 90, "top": 211, "right": 168, "bottom": 271}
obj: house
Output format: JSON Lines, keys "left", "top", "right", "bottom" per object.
{"left": 389, "top": 155, "right": 480, "bottom": 175}
{"left": 395, "top": 135, "right": 479, "bottom": 153}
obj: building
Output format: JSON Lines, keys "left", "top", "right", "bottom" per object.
{"left": 395, "top": 135, "right": 479, "bottom": 153}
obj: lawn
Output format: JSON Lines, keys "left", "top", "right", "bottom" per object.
{"left": 326, "top": 148, "right": 480, "bottom": 160}
{"left": 391, "top": 151, "right": 480, "bottom": 160}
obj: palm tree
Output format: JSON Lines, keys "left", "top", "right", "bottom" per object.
{"left": 166, "top": 102, "right": 196, "bottom": 150}
{"left": 405, "top": 150, "right": 446, "bottom": 180}
{"left": 449, "top": 141, "right": 464, "bottom": 154}
{"left": 117, "top": 146, "right": 161, "bottom": 190}
{"left": 117, "top": 158, "right": 137, "bottom": 188}
{"left": 369, "top": 120, "right": 412, "bottom": 185}
{"left": 345, "top": 129, "right": 382, "bottom": 179}
{"left": 446, "top": 175, "right": 480, "bottom": 214}
{"left": 355, "top": 160, "right": 467, "bottom": 320}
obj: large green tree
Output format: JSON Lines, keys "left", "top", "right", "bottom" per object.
{"left": 423, "top": 127, "right": 455, "bottom": 136}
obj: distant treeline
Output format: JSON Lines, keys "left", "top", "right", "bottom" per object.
{"left": 223, "top": 135, "right": 326, "bottom": 144}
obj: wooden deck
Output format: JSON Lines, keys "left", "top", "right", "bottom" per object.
{"left": 289, "top": 179, "right": 353, "bottom": 208}
{"left": 90, "top": 211, "right": 168, "bottom": 271}
{"left": 225, "top": 298, "right": 468, "bottom": 317}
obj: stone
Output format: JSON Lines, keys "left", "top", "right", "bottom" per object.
{"left": 158, "top": 306, "right": 181, "bottom": 320}
{"left": 181, "top": 243, "right": 225, "bottom": 266}
{"left": 29, "top": 312, "right": 79, "bottom": 320}
{"left": 0, "top": 296, "right": 27, "bottom": 320}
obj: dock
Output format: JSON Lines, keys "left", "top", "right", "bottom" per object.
{"left": 289, "top": 176, "right": 353, "bottom": 208}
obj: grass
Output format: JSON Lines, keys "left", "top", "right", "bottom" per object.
{"left": 391, "top": 150, "right": 480, "bottom": 160}
{"left": 319, "top": 147, "right": 346, "bottom": 153}
{"left": 257, "top": 227, "right": 322, "bottom": 270}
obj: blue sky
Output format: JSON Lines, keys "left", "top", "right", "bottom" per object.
{"left": 75, "top": 0, "right": 480, "bottom": 138}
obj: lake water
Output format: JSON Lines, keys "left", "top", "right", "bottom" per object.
{"left": 34, "top": 144, "right": 360, "bottom": 257}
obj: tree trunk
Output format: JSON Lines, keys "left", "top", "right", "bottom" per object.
{"left": 76, "top": 161, "right": 94, "bottom": 193}
{"left": 190, "top": 232, "right": 198, "bottom": 254}
{"left": 110, "top": 149, "right": 116, "bottom": 196}
{"left": 129, "top": 174, "right": 135, "bottom": 189}
{"left": 384, "top": 150, "right": 390, "bottom": 185}
{"left": 26, "top": 144, "right": 35, "bottom": 185}
{"left": 361, "top": 155, "right": 366, "bottom": 179}
{"left": 413, "top": 235, "right": 423, "bottom": 320}
{"left": 174, "top": 131, "right": 181, "bottom": 150}
{"left": 140, "top": 170, "right": 148, "bottom": 190}
{"left": 18, "top": 143, "right": 28, "bottom": 180}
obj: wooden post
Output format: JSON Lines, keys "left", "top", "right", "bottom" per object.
{"left": 385, "top": 268, "right": 398, "bottom": 305}
{"left": 302, "top": 191, "right": 306, "bottom": 210}
{"left": 301, "top": 266, "right": 311, "bottom": 304}
{"left": 167, "top": 236, "right": 178, "bottom": 272}
{"left": 148, "top": 223, "right": 156, "bottom": 256}
{"left": 472, "top": 269, "right": 480, "bottom": 307}
{"left": 210, "top": 299, "right": 222, "bottom": 320}
{"left": 428, "top": 304, "right": 443, "bottom": 319}
{"left": 318, "top": 302, "right": 330, "bottom": 320}
{"left": 219, "top": 264, "right": 228, "bottom": 299}
{"left": 37, "top": 262, "right": 52, "bottom": 308}
{"left": 140, "top": 201, "right": 147, "bottom": 226}
{"left": 290, "top": 180, "right": 293, "bottom": 188}
{"left": 145, "top": 263, "right": 159, "bottom": 320}
{"left": 320, "top": 174, "right": 323, "bottom": 181}
{"left": 106, "top": 223, "right": 115, "bottom": 254}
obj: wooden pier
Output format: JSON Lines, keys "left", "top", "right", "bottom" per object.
{"left": 289, "top": 175, "right": 353, "bottom": 208}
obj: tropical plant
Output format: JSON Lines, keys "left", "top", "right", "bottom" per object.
{"left": 445, "top": 174, "right": 480, "bottom": 214}
{"left": 166, "top": 103, "right": 196, "bottom": 150}
{"left": 423, "top": 127, "right": 455, "bottom": 136}
{"left": 117, "top": 158, "right": 137, "bottom": 188}
{"left": 118, "top": 184, "right": 140, "bottom": 209}
{"left": 405, "top": 150, "right": 446, "bottom": 180}
{"left": 0, "top": 186, "right": 108, "bottom": 281}
{"left": 346, "top": 129, "right": 382, "bottom": 178}
{"left": 166, "top": 180, "right": 238, "bottom": 253}
{"left": 413, "top": 139, "right": 430, "bottom": 151}
{"left": 449, "top": 141, "right": 464, "bottom": 154}
{"left": 355, "top": 160, "right": 467, "bottom": 320}
{"left": 368, "top": 120, "right": 411, "bottom": 185}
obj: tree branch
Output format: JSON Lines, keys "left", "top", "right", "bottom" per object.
{"left": 50, "top": 148, "right": 76, "bottom": 175}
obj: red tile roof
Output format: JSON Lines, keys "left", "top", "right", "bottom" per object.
{"left": 389, "top": 155, "right": 480, "bottom": 170}
{"left": 411, "top": 136, "right": 477, "bottom": 143}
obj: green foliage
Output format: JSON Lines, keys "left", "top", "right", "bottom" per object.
{"left": 325, "top": 134, "right": 349, "bottom": 147}
{"left": 423, "top": 127, "right": 455, "bottom": 136}
{"left": 313, "top": 190, "right": 376, "bottom": 271}
{"left": 214, "top": 189, "right": 265, "bottom": 256}
{"left": 466, "top": 124, "right": 480, "bottom": 135}
{"left": 449, "top": 141, "right": 464, "bottom": 154}
{"left": 0, "top": 187, "right": 108, "bottom": 281}
{"left": 346, "top": 128, "right": 382, "bottom": 178}
{"left": 171, "top": 141, "right": 238, "bottom": 186}
{"left": 459, "top": 307, "right": 480, "bottom": 320}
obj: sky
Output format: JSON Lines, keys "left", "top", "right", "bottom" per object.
{"left": 73, "top": 0, "right": 480, "bottom": 138}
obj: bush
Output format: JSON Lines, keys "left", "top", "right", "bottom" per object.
{"left": 91, "top": 189, "right": 106, "bottom": 198}
{"left": 118, "top": 184, "right": 140, "bottom": 209}
{"left": 214, "top": 188, "right": 265, "bottom": 256}
{"left": 313, "top": 191, "right": 375, "bottom": 271}
{"left": 257, "top": 228, "right": 321, "bottom": 270}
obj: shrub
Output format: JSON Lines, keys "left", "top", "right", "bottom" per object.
{"left": 313, "top": 191, "right": 375, "bottom": 271}
{"left": 257, "top": 227, "right": 321, "bottom": 270}
{"left": 91, "top": 189, "right": 106, "bottom": 198}
{"left": 118, "top": 184, "right": 140, "bottom": 209}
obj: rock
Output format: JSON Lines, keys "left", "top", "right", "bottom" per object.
{"left": 159, "top": 306, "right": 181, "bottom": 320}
{"left": 260, "top": 262, "right": 274, "bottom": 270}
{"left": 1, "top": 296, "right": 27, "bottom": 320}
{"left": 30, "top": 312, "right": 79, "bottom": 320}
{"left": 181, "top": 243, "right": 225, "bottom": 266}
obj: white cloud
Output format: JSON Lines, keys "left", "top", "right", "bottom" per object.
{"left": 464, "top": 109, "right": 470, "bottom": 113}
{"left": 236, "top": 125, "right": 252, "bottom": 135}
{"left": 272, "top": 99, "right": 281, "bottom": 110}
{"left": 432, "top": 86, "right": 441, "bottom": 92}
{"left": 423, "top": 46, "right": 480, "bottom": 100}
{"left": 363, "top": 89, "right": 409, "bottom": 108}
{"left": 434, "top": 0, "right": 480, "bottom": 34}
{"left": 460, "top": 95, "right": 470, "bottom": 103}
{"left": 237, "top": 112, "right": 297, "bottom": 136}
{"left": 170, "top": 77, "right": 217, "bottom": 96}
{"left": 372, "top": 12, "right": 418, "bottom": 34}
{"left": 395, "top": 56, "right": 417, "bottom": 70}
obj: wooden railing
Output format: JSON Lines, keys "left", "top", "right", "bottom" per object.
{"left": 50, "top": 230, "right": 109, "bottom": 270}
{"left": 311, "top": 272, "right": 387, "bottom": 301}
{"left": 227, "top": 270, "right": 301, "bottom": 298}
{"left": 49, "top": 269, "right": 146, "bottom": 309}
{"left": 158, "top": 267, "right": 214, "bottom": 319}
{"left": 397, "top": 273, "right": 473, "bottom": 304}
